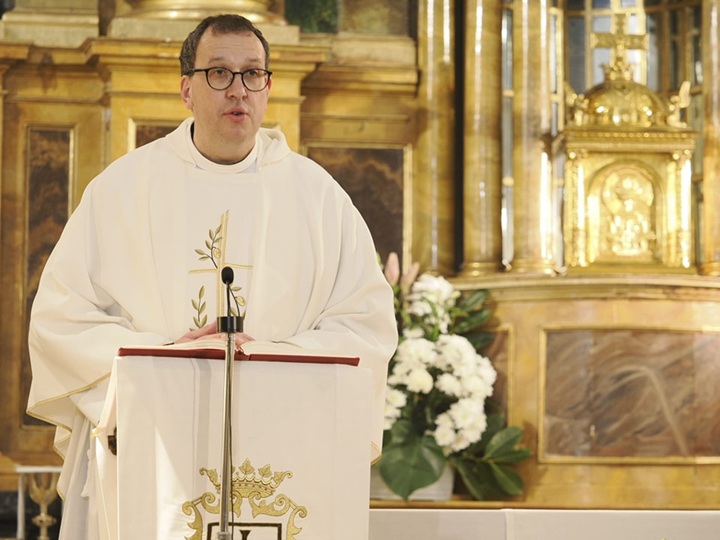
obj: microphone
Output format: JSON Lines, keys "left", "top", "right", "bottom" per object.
{"left": 221, "top": 266, "right": 234, "bottom": 286}
{"left": 216, "top": 267, "right": 241, "bottom": 538}
{"left": 217, "top": 266, "right": 243, "bottom": 334}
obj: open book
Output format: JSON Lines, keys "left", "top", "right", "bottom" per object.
{"left": 117, "top": 339, "right": 359, "bottom": 366}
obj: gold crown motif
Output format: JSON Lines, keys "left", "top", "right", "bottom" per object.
{"left": 183, "top": 458, "right": 306, "bottom": 540}
{"left": 204, "top": 459, "right": 292, "bottom": 499}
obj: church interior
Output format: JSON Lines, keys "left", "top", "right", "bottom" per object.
{"left": 1, "top": 0, "right": 720, "bottom": 538}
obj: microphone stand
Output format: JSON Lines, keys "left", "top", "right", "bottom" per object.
{"left": 216, "top": 267, "right": 242, "bottom": 540}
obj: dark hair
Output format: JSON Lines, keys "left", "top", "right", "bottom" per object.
{"left": 180, "top": 14, "right": 270, "bottom": 75}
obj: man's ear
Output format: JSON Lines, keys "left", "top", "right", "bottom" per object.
{"left": 180, "top": 76, "right": 193, "bottom": 111}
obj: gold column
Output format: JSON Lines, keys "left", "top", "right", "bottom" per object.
{"left": 414, "top": 0, "right": 456, "bottom": 275}
{"left": 121, "top": 0, "right": 283, "bottom": 22}
{"left": 509, "top": 0, "right": 554, "bottom": 275}
{"left": 108, "top": 1, "right": 291, "bottom": 47}
{"left": 460, "top": 0, "right": 503, "bottom": 277}
{"left": 700, "top": 0, "right": 720, "bottom": 275}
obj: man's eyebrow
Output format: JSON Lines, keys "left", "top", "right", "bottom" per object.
{"left": 205, "top": 55, "right": 265, "bottom": 66}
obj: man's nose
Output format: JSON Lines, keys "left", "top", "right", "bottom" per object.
{"left": 227, "top": 75, "right": 248, "bottom": 98}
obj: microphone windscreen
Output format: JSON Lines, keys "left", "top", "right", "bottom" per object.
{"left": 221, "top": 266, "right": 234, "bottom": 285}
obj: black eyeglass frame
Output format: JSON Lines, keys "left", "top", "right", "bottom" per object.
{"left": 189, "top": 67, "right": 273, "bottom": 92}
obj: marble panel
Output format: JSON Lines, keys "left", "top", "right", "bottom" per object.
{"left": 306, "top": 145, "right": 404, "bottom": 268}
{"left": 22, "top": 129, "right": 71, "bottom": 428}
{"left": 135, "top": 123, "right": 177, "bottom": 148}
{"left": 544, "top": 329, "right": 720, "bottom": 460}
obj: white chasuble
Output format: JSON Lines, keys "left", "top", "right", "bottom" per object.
{"left": 27, "top": 118, "right": 397, "bottom": 539}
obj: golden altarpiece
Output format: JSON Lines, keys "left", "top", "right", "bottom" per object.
{"left": 2, "top": 0, "right": 720, "bottom": 516}
{"left": 561, "top": 53, "right": 696, "bottom": 273}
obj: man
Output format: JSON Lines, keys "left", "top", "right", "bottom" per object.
{"left": 27, "top": 14, "right": 397, "bottom": 539}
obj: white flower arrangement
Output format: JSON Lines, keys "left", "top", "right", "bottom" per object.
{"left": 377, "top": 252, "right": 531, "bottom": 501}
{"left": 385, "top": 332, "right": 497, "bottom": 454}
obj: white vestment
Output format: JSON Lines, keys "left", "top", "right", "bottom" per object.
{"left": 27, "top": 118, "right": 397, "bottom": 539}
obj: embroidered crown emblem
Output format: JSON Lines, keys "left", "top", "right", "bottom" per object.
{"left": 205, "top": 458, "right": 292, "bottom": 499}
{"left": 183, "top": 458, "right": 306, "bottom": 540}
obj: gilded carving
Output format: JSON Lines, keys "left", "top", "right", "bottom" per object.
{"left": 562, "top": 22, "right": 696, "bottom": 273}
{"left": 594, "top": 165, "right": 657, "bottom": 262}
{"left": 183, "top": 459, "right": 305, "bottom": 540}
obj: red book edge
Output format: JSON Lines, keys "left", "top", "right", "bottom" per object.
{"left": 116, "top": 346, "right": 359, "bottom": 367}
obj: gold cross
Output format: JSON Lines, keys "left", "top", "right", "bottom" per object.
{"left": 189, "top": 210, "right": 251, "bottom": 326}
{"left": 591, "top": 13, "right": 648, "bottom": 65}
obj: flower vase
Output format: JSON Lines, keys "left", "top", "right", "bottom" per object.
{"left": 369, "top": 464, "right": 455, "bottom": 501}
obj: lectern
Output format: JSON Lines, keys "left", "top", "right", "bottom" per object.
{"left": 93, "top": 354, "right": 373, "bottom": 540}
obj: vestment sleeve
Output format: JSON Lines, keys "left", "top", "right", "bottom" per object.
{"left": 242, "top": 194, "right": 398, "bottom": 461}
{"left": 27, "top": 184, "right": 166, "bottom": 457}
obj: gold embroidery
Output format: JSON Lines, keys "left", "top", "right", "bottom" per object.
{"left": 189, "top": 212, "right": 250, "bottom": 330}
{"left": 182, "top": 459, "right": 306, "bottom": 540}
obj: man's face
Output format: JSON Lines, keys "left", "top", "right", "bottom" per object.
{"left": 180, "top": 30, "right": 271, "bottom": 164}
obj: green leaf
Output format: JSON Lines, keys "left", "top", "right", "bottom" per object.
{"left": 464, "top": 332, "right": 496, "bottom": 352}
{"left": 463, "top": 413, "right": 504, "bottom": 455}
{"left": 453, "top": 309, "right": 492, "bottom": 335}
{"left": 491, "top": 447, "right": 533, "bottom": 464}
{"left": 484, "top": 427, "right": 524, "bottom": 458}
{"left": 452, "top": 458, "right": 501, "bottom": 500}
{"left": 458, "top": 289, "right": 488, "bottom": 310}
{"left": 489, "top": 462, "right": 525, "bottom": 496}
{"left": 379, "top": 429, "right": 446, "bottom": 500}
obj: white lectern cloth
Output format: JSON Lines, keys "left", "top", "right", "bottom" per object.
{"left": 95, "top": 355, "right": 373, "bottom": 540}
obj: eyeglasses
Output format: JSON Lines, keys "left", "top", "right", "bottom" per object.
{"left": 189, "top": 67, "right": 272, "bottom": 92}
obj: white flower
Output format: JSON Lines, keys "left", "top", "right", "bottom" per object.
{"left": 461, "top": 373, "right": 494, "bottom": 400}
{"left": 450, "top": 431, "right": 473, "bottom": 453}
{"left": 463, "top": 412, "right": 488, "bottom": 444}
{"left": 406, "top": 368, "right": 434, "bottom": 394}
{"left": 402, "top": 326, "right": 425, "bottom": 339}
{"left": 395, "top": 337, "right": 437, "bottom": 365}
{"left": 433, "top": 417, "right": 457, "bottom": 447}
{"left": 386, "top": 388, "right": 407, "bottom": 408}
{"left": 448, "top": 398, "right": 482, "bottom": 429}
{"left": 407, "top": 274, "right": 459, "bottom": 309}
{"left": 383, "top": 389, "right": 408, "bottom": 430}
{"left": 436, "top": 373, "right": 463, "bottom": 397}
{"left": 382, "top": 268, "right": 500, "bottom": 456}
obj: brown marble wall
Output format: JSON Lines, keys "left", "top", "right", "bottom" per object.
{"left": 22, "top": 129, "right": 71, "bottom": 428}
{"left": 545, "top": 329, "right": 720, "bottom": 460}
{"left": 306, "top": 146, "right": 405, "bottom": 266}
{"left": 135, "top": 124, "right": 178, "bottom": 148}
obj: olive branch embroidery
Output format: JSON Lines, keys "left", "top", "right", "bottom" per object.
{"left": 191, "top": 285, "right": 208, "bottom": 329}
{"left": 191, "top": 219, "right": 246, "bottom": 330}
